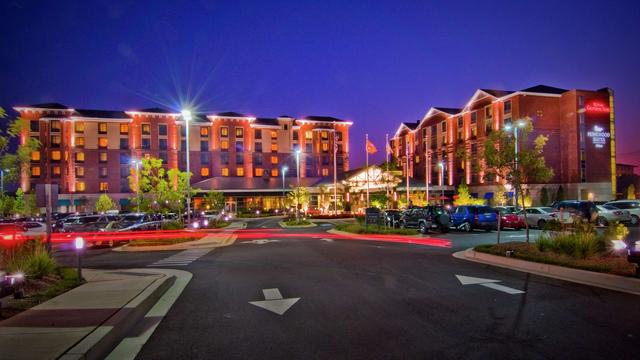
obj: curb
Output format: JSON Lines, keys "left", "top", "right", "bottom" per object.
{"left": 59, "top": 271, "right": 176, "bottom": 360}
{"left": 278, "top": 221, "right": 317, "bottom": 228}
{"left": 453, "top": 248, "right": 640, "bottom": 296}
{"left": 113, "top": 230, "right": 238, "bottom": 252}
{"left": 326, "top": 228, "right": 422, "bottom": 239}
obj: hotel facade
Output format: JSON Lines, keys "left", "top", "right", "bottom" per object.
{"left": 390, "top": 85, "right": 616, "bottom": 204}
{"left": 14, "top": 103, "right": 351, "bottom": 212}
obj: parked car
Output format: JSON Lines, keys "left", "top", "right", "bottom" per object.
{"left": 381, "top": 209, "right": 402, "bottom": 228}
{"left": 494, "top": 206, "right": 525, "bottom": 230}
{"left": 20, "top": 221, "right": 47, "bottom": 236}
{"left": 450, "top": 206, "right": 497, "bottom": 232}
{"left": 519, "top": 207, "right": 557, "bottom": 228}
{"left": 0, "top": 223, "right": 26, "bottom": 243}
{"left": 595, "top": 205, "right": 632, "bottom": 226}
{"left": 605, "top": 200, "right": 640, "bottom": 226}
{"left": 58, "top": 215, "right": 118, "bottom": 233}
{"left": 399, "top": 206, "right": 450, "bottom": 234}
{"left": 550, "top": 200, "right": 599, "bottom": 222}
{"left": 116, "top": 220, "right": 166, "bottom": 232}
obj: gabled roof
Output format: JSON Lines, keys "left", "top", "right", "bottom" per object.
{"left": 520, "top": 85, "right": 567, "bottom": 94}
{"left": 254, "top": 118, "right": 279, "bottom": 126}
{"left": 26, "top": 103, "right": 69, "bottom": 110}
{"left": 479, "top": 89, "right": 514, "bottom": 98}
{"left": 433, "top": 107, "right": 461, "bottom": 115}
{"left": 215, "top": 111, "right": 247, "bottom": 117}
{"left": 402, "top": 121, "right": 419, "bottom": 130}
{"left": 138, "top": 107, "right": 175, "bottom": 114}
{"left": 300, "top": 115, "right": 347, "bottom": 123}
{"left": 73, "top": 109, "right": 131, "bottom": 119}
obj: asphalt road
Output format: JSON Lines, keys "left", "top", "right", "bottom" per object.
{"left": 53, "top": 219, "right": 640, "bottom": 359}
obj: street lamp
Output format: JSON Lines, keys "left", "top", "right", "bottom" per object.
{"left": 295, "top": 150, "right": 301, "bottom": 221}
{"left": 438, "top": 161, "right": 445, "bottom": 204}
{"left": 281, "top": 166, "right": 288, "bottom": 202}
{"left": 504, "top": 120, "right": 526, "bottom": 208}
{"left": 132, "top": 160, "right": 141, "bottom": 213}
{"left": 74, "top": 236, "right": 85, "bottom": 280}
{"left": 182, "top": 109, "right": 193, "bottom": 224}
{"left": 0, "top": 168, "right": 9, "bottom": 194}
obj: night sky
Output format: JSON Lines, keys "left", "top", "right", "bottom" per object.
{"left": 1, "top": 0, "right": 639, "bottom": 169}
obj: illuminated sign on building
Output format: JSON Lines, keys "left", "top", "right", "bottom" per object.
{"left": 587, "top": 125, "right": 611, "bottom": 148}
{"left": 585, "top": 102, "right": 610, "bottom": 113}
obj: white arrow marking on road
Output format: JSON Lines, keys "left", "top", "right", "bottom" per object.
{"left": 320, "top": 238, "right": 334, "bottom": 242}
{"left": 456, "top": 275, "right": 525, "bottom": 294}
{"left": 241, "top": 239, "right": 281, "bottom": 245}
{"left": 249, "top": 288, "right": 300, "bottom": 315}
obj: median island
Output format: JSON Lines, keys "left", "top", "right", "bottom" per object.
{"left": 335, "top": 223, "right": 418, "bottom": 235}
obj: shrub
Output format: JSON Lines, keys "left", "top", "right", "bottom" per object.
{"left": 542, "top": 219, "right": 562, "bottom": 232}
{"left": 3, "top": 240, "right": 57, "bottom": 278}
{"left": 535, "top": 234, "right": 554, "bottom": 252}
{"left": 162, "top": 220, "right": 184, "bottom": 230}
{"left": 603, "top": 221, "right": 629, "bottom": 241}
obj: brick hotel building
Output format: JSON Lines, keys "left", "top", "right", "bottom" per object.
{"left": 390, "top": 85, "right": 616, "bottom": 203}
{"left": 14, "top": 103, "right": 351, "bottom": 211}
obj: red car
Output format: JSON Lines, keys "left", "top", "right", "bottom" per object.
{"left": 495, "top": 207, "right": 526, "bottom": 230}
{"left": 0, "top": 223, "right": 27, "bottom": 247}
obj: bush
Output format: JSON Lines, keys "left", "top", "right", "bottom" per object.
{"left": 162, "top": 220, "right": 184, "bottom": 230}
{"left": 335, "top": 223, "right": 418, "bottom": 235}
{"left": 542, "top": 219, "right": 562, "bottom": 232}
{"left": 2, "top": 240, "right": 57, "bottom": 278}
{"left": 284, "top": 219, "right": 312, "bottom": 226}
{"left": 603, "top": 221, "right": 629, "bottom": 241}
{"left": 207, "top": 220, "right": 230, "bottom": 228}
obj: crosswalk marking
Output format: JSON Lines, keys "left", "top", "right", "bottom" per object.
{"left": 147, "top": 248, "right": 213, "bottom": 267}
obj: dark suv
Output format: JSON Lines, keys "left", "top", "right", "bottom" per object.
{"left": 399, "top": 206, "right": 450, "bottom": 234}
{"left": 551, "top": 200, "right": 598, "bottom": 222}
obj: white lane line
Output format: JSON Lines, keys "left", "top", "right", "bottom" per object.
{"left": 147, "top": 248, "right": 212, "bottom": 267}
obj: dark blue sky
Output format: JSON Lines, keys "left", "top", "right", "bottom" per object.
{"left": 1, "top": 0, "right": 639, "bottom": 168}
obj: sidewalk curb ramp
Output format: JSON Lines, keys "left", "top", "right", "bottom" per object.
{"left": 453, "top": 248, "right": 640, "bottom": 296}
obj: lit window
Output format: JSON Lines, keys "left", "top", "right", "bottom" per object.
{"left": 99, "top": 152, "right": 107, "bottom": 162}
{"left": 271, "top": 143, "right": 278, "bottom": 152}
{"left": 322, "top": 143, "right": 329, "bottom": 152}
{"left": 271, "top": 156, "right": 278, "bottom": 164}
{"left": 51, "top": 135, "right": 61, "bottom": 147}
{"left": 200, "top": 127, "right": 209, "bottom": 137}
{"left": 31, "top": 151, "right": 40, "bottom": 161}
{"left": 52, "top": 166, "right": 61, "bottom": 177}
{"left": 237, "top": 167, "right": 244, "bottom": 176}
{"left": 98, "top": 122, "right": 108, "bottom": 134}
{"left": 99, "top": 167, "right": 108, "bottom": 178}
{"left": 120, "top": 123, "right": 129, "bottom": 134}
{"left": 50, "top": 120, "right": 61, "bottom": 132}
{"left": 76, "top": 166, "right": 85, "bottom": 177}
{"left": 99, "top": 182, "right": 109, "bottom": 192}
{"left": 51, "top": 150, "right": 61, "bottom": 161}
{"left": 504, "top": 100, "right": 512, "bottom": 114}
{"left": 220, "top": 126, "right": 229, "bottom": 137}
{"left": 235, "top": 127, "right": 243, "bottom": 138}
{"left": 31, "top": 166, "right": 41, "bottom": 177}
{"left": 221, "top": 167, "right": 229, "bottom": 176}
{"left": 321, "top": 131, "right": 328, "bottom": 140}
{"left": 142, "top": 123, "right": 151, "bottom": 135}
{"left": 305, "top": 131, "right": 312, "bottom": 140}
{"left": 76, "top": 182, "right": 86, "bottom": 192}
{"left": 255, "top": 168, "right": 264, "bottom": 176}
{"left": 271, "top": 168, "right": 278, "bottom": 177}
{"left": 75, "top": 152, "right": 85, "bottom": 162}
{"left": 271, "top": 130, "right": 277, "bottom": 139}
{"left": 200, "top": 167, "right": 210, "bottom": 177}
{"left": 99, "top": 137, "right": 108, "bottom": 148}
{"left": 75, "top": 136, "right": 85, "bottom": 147}
{"left": 75, "top": 122, "right": 84, "bottom": 133}
{"left": 221, "top": 140, "right": 229, "bottom": 150}
{"left": 322, "top": 168, "right": 329, "bottom": 176}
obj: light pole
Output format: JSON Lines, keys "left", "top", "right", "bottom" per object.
{"left": 132, "top": 160, "right": 141, "bottom": 213}
{"left": 504, "top": 120, "right": 526, "bottom": 208}
{"left": 295, "top": 150, "right": 301, "bottom": 221}
{"left": 439, "top": 161, "right": 445, "bottom": 204}
{"left": 0, "top": 168, "right": 9, "bottom": 194}
{"left": 281, "top": 165, "right": 288, "bottom": 205}
{"left": 74, "top": 236, "right": 85, "bottom": 280}
{"left": 182, "top": 109, "right": 193, "bottom": 224}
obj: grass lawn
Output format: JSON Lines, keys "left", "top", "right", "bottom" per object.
{"left": 475, "top": 242, "right": 636, "bottom": 277}
{"left": 335, "top": 223, "right": 419, "bottom": 236}
{"left": 282, "top": 219, "right": 314, "bottom": 226}
{"left": 128, "top": 237, "right": 202, "bottom": 247}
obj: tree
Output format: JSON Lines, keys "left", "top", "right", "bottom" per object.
{"left": 318, "top": 185, "right": 331, "bottom": 213}
{"left": 287, "top": 186, "right": 310, "bottom": 211}
{"left": 95, "top": 194, "right": 116, "bottom": 213}
{"left": 128, "top": 157, "right": 195, "bottom": 213}
{"left": 540, "top": 187, "right": 550, "bottom": 206}
{"left": 0, "top": 109, "right": 41, "bottom": 184}
{"left": 627, "top": 184, "right": 637, "bottom": 200}
{"left": 483, "top": 118, "right": 554, "bottom": 243}
{"left": 0, "top": 193, "right": 15, "bottom": 217}
{"left": 523, "top": 188, "right": 533, "bottom": 207}
{"left": 453, "top": 183, "right": 485, "bottom": 206}
{"left": 13, "top": 188, "right": 38, "bottom": 216}
{"left": 202, "top": 191, "right": 225, "bottom": 211}
{"left": 370, "top": 193, "right": 389, "bottom": 209}
{"left": 493, "top": 185, "right": 508, "bottom": 207}
{"left": 555, "top": 185, "right": 565, "bottom": 202}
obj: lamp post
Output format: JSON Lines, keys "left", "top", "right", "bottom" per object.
{"left": 0, "top": 168, "right": 9, "bottom": 194}
{"left": 182, "top": 109, "right": 193, "bottom": 224}
{"left": 132, "top": 160, "right": 141, "bottom": 213}
{"left": 504, "top": 120, "right": 526, "bottom": 208}
{"left": 74, "top": 236, "right": 85, "bottom": 280}
{"left": 281, "top": 165, "right": 288, "bottom": 204}
{"left": 438, "top": 161, "right": 445, "bottom": 204}
{"left": 295, "top": 150, "right": 301, "bottom": 221}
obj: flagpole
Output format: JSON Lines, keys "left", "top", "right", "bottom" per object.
{"left": 385, "top": 133, "right": 389, "bottom": 198}
{"left": 365, "top": 134, "right": 370, "bottom": 208}
{"left": 333, "top": 122, "right": 338, "bottom": 215}
{"left": 406, "top": 145, "right": 410, "bottom": 207}
{"left": 425, "top": 132, "right": 429, "bottom": 205}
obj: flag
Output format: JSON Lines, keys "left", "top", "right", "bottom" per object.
{"left": 366, "top": 139, "right": 377, "bottom": 154}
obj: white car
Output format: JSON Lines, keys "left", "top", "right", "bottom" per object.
{"left": 605, "top": 200, "right": 639, "bottom": 226}
{"left": 595, "top": 205, "right": 632, "bottom": 226}
{"left": 519, "top": 207, "right": 557, "bottom": 228}
{"left": 21, "top": 221, "right": 47, "bottom": 235}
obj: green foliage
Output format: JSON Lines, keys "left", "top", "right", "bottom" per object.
{"left": 555, "top": 185, "right": 565, "bottom": 202}
{"left": 0, "top": 193, "right": 15, "bottom": 217}
{"left": 335, "top": 223, "right": 418, "bottom": 235}
{"left": 370, "top": 193, "right": 389, "bottom": 209}
{"left": 286, "top": 186, "right": 310, "bottom": 208}
{"left": 522, "top": 188, "right": 533, "bottom": 207}
{"left": 161, "top": 220, "right": 185, "bottom": 230}
{"left": 535, "top": 221, "right": 606, "bottom": 259}
{"left": 283, "top": 219, "right": 312, "bottom": 226}
{"left": 0, "top": 116, "right": 41, "bottom": 184}
{"left": 202, "top": 191, "right": 225, "bottom": 211}
{"left": 540, "top": 187, "right": 550, "bottom": 206}
{"left": 627, "top": 184, "right": 636, "bottom": 200}
{"left": 207, "top": 220, "right": 230, "bottom": 228}
{"left": 542, "top": 219, "right": 562, "bottom": 231}
{"left": 3, "top": 240, "right": 57, "bottom": 278}
{"left": 453, "top": 183, "right": 485, "bottom": 206}
{"left": 493, "top": 185, "right": 508, "bottom": 206}
{"left": 95, "top": 194, "right": 116, "bottom": 213}
{"left": 603, "top": 221, "right": 629, "bottom": 241}
{"left": 13, "top": 188, "right": 38, "bottom": 216}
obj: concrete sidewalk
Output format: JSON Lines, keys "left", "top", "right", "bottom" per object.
{"left": 0, "top": 268, "right": 187, "bottom": 360}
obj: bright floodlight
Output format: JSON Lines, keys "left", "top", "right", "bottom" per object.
{"left": 517, "top": 120, "right": 526, "bottom": 127}
{"left": 181, "top": 109, "right": 193, "bottom": 122}
{"left": 74, "top": 237, "right": 85, "bottom": 250}
{"left": 282, "top": 166, "right": 288, "bottom": 172}
{"left": 504, "top": 123, "right": 513, "bottom": 131}
{"left": 438, "top": 161, "right": 444, "bottom": 168}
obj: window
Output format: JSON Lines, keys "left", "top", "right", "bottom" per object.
{"left": 284, "top": 124, "right": 288, "bottom": 130}
{"left": 322, "top": 168, "right": 329, "bottom": 176}
{"left": 255, "top": 168, "right": 264, "bottom": 177}
{"left": 75, "top": 122, "right": 84, "bottom": 133}
{"left": 75, "top": 136, "right": 85, "bottom": 148}
{"left": 236, "top": 154, "right": 244, "bottom": 165}
{"left": 271, "top": 156, "right": 278, "bottom": 164}
{"left": 99, "top": 167, "right": 108, "bottom": 178}
{"left": 305, "top": 131, "right": 312, "bottom": 140}
{"left": 470, "top": 112, "right": 477, "bottom": 124}
{"left": 305, "top": 143, "right": 312, "bottom": 153}
{"left": 200, "top": 127, "right": 209, "bottom": 137}
{"left": 180, "top": 125, "right": 186, "bottom": 137}
{"left": 120, "top": 166, "right": 129, "bottom": 177}
{"left": 159, "top": 139, "right": 168, "bottom": 150}
{"left": 220, "top": 126, "right": 229, "bottom": 137}
{"left": 181, "top": 140, "right": 186, "bottom": 151}
{"left": 31, "top": 151, "right": 40, "bottom": 161}
{"left": 471, "top": 124, "right": 477, "bottom": 138}
{"left": 221, "top": 140, "right": 229, "bottom": 151}
{"left": 271, "top": 143, "right": 278, "bottom": 152}
{"left": 120, "top": 138, "right": 129, "bottom": 149}
{"left": 306, "top": 157, "right": 312, "bottom": 166}
{"left": 159, "top": 152, "right": 168, "bottom": 163}
{"left": 75, "top": 152, "right": 85, "bottom": 162}
{"left": 51, "top": 120, "right": 61, "bottom": 132}
{"left": 504, "top": 100, "right": 512, "bottom": 114}
{"left": 337, "top": 132, "right": 343, "bottom": 141}
{"left": 31, "top": 166, "right": 41, "bottom": 177}
{"left": 235, "top": 141, "right": 244, "bottom": 152}
{"left": 76, "top": 166, "right": 85, "bottom": 177}
{"left": 200, "top": 167, "right": 210, "bottom": 177}
{"left": 255, "top": 129, "right": 262, "bottom": 139}
{"left": 322, "top": 143, "right": 329, "bottom": 152}
{"left": 51, "top": 150, "right": 61, "bottom": 161}
{"left": 271, "top": 130, "right": 277, "bottom": 139}
{"left": 254, "top": 154, "right": 263, "bottom": 165}
{"left": 30, "top": 120, "right": 39, "bottom": 132}
{"left": 235, "top": 127, "right": 243, "bottom": 138}
{"left": 485, "top": 106, "right": 492, "bottom": 118}
{"left": 142, "top": 123, "right": 151, "bottom": 135}
{"left": 293, "top": 131, "right": 299, "bottom": 141}
{"left": 322, "top": 155, "right": 329, "bottom": 165}
{"left": 255, "top": 142, "right": 263, "bottom": 152}
{"left": 119, "top": 153, "right": 128, "bottom": 164}
{"left": 98, "top": 137, "right": 108, "bottom": 148}
{"left": 221, "top": 152, "right": 229, "bottom": 165}
{"left": 98, "top": 122, "right": 108, "bottom": 134}
{"left": 120, "top": 123, "right": 129, "bottom": 134}
{"left": 221, "top": 167, "right": 229, "bottom": 176}
{"left": 321, "top": 131, "right": 328, "bottom": 140}
{"left": 159, "top": 124, "right": 167, "bottom": 136}
{"left": 76, "top": 182, "right": 86, "bottom": 192}
{"left": 578, "top": 95, "right": 585, "bottom": 108}
{"left": 200, "top": 152, "right": 209, "bottom": 164}
{"left": 120, "top": 179, "right": 130, "bottom": 192}
{"left": 99, "top": 182, "right": 109, "bottom": 192}
{"left": 440, "top": 121, "right": 447, "bottom": 132}
{"left": 142, "top": 138, "right": 151, "bottom": 150}
{"left": 52, "top": 166, "right": 61, "bottom": 177}
{"left": 271, "top": 168, "right": 278, "bottom": 177}
{"left": 236, "top": 167, "right": 244, "bottom": 176}
{"left": 200, "top": 141, "right": 209, "bottom": 151}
